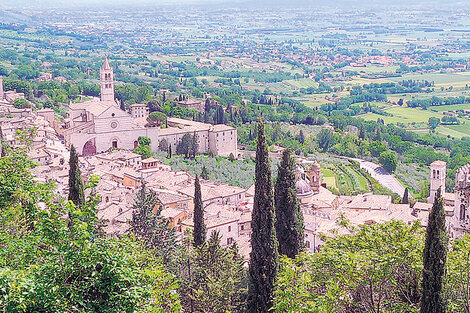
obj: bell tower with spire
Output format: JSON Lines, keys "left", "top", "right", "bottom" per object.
{"left": 100, "top": 56, "right": 115, "bottom": 103}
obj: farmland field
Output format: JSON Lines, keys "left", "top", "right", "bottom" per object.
{"left": 430, "top": 103, "right": 470, "bottom": 111}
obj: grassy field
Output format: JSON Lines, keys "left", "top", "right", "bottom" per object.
{"left": 360, "top": 106, "right": 445, "bottom": 124}
{"left": 322, "top": 168, "right": 338, "bottom": 193}
{"left": 430, "top": 103, "right": 470, "bottom": 111}
{"left": 359, "top": 106, "right": 470, "bottom": 138}
{"left": 390, "top": 72, "right": 470, "bottom": 88}
{"left": 321, "top": 163, "right": 371, "bottom": 195}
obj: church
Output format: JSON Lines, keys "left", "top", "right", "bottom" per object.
{"left": 61, "top": 57, "right": 237, "bottom": 157}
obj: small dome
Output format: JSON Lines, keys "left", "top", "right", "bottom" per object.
{"left": 296, "top": 179, "right": 314, "bottom": 198}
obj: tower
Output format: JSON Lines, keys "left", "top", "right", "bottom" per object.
{"left": 428, "top": 160, "right": 446, "bottom": 204}
{"left": 100, "top": 56, "right": 115, "bottom": 103}
{"left": 308, "top": 161, "right": 321, "bottom": 194}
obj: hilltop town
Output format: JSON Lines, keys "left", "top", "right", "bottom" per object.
{"left": 2, "top": 57, "right": 470, "bottom": 261}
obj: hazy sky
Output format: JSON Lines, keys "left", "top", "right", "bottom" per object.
{"left": 0, "top": 0, "right": 456, "bottom": 9}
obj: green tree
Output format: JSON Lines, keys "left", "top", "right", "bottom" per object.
{"left": 379, "top": 151, "right": 398, "bottom": 172}
{"left": 12, "top": 98, "right": 30, "bottom": 109}
{"left": 158, "top": 138, "right": 169, "bottom": 152}
{"left": 134, "top": 136, "right": 152, "bottom": 158}
{"left": 176, "top": 231, "right": 248, "bottom": 313}
{"left": 420, "top": 188, "right": 448, "bottom": 313}
{"left": 317, "top": 129, "right": 335, "bottom": 152}
{"left": 148, "top": 111, "right": 167, "bottom": 126}
{"left": 274, "top": 149, "right": 304, "bottom": 258}
{"left": 138, "top": 136, "right": 151, "bottom": 146}
{"left": 274, "top": 221, "right": 424, "bottom": 313}
{"left": 429, "top": 117, "right": 441, "bottom": 131}
{"left": 201, "top": 165, "right": 209, "bottom": 180}
{"left": 193, "top": 175, "right": 206, "bottom": 247}
{"left": 68, "top": 145, "right": 85, "bottom": 207}
{"left": 248, "top": 119, "right": 278, "bottom": 313}
{"left": 446, "top": 235, "right": 470, "bottom": 313}
{"left": 176, "top": 133, "right": 198, "bottom": 159}
{"left": 402, "top": 187, "right": 409, "bottom": 204}
{"left": 129, "top": 182, "right": 177, "bottom": 263}
{"left": 0, "top": 150, "right": 181, "bottom": 312}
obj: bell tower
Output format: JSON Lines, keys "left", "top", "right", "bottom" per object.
{"left": 429, "top": 160, "right": 446, "bottom": 204}
{"left": 100, "top": 56, "right": 115, "bottom": 103}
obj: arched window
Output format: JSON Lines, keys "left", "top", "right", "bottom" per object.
{"left": 112, "top": 140, "right": 118, "bottom": 148}
{"left": 436, "top": 170, "right": 440, "bottom": 179}
{"left": 460, "top": 204, "right": 466, "bottom": 221}
{"left": 433, "top": 169, "right": 436, "bottom": 179}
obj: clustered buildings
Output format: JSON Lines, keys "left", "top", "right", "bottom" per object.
{"left": 61, "top": 57, "right": 237, "bottom": 158}
{"left": 1, "top": 58, "right": 470, "bottom": 260}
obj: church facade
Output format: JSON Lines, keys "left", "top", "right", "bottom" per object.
{"left": 62, "top": 57, "right": 237, "bottom": 157}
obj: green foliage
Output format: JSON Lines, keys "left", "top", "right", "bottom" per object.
{"left": 0, "top": 150, "right": 181, "bottom": 312}
{"left": 175, "top": 231, "right": 248, "bottom": 313}
{"left": 148, "top": 111, "right": 167, "bottom": 126}
{"left": 12, "top": 98, "right": 30, "bottom": 109}
{"left": 379, "top": 151, "right": 398, "bottom": 172}
{"left": 158, "top": 138, "right": 169, "bottom": 152}
{"left": 428, "top": 117, "right": 441, "bottom": 130}
{"left": 274, "top": 221, "right": 425, "bottom": 313}
{"left": 446, "top": 235, "right": 470, "bottom": 313}
{"left": 317, "top": 128, "right": 335, "bottom": 152}
{"left": 248, "top": 119, "right": 278, "bottom": 313}
{"left": 200, "top": 165, "right": 209, "bottom": 180}
{"left": 193, "top": 175, "right": 206, "bottom": 247}
{"left": 129, "top": 183, "right": 177, "bottom": 263}
{"left": 176, "top": 133, "right": 198, "bottom": 159}
{"left": 68, "top": 145, "right": 85, "bottom": 207}
{"left": 134, "top": 136, "right": 152, "bottom": 158}
{"left": 138, "top": 136, "right": 151, "bottom": 146}
{"left": 134, "top": 145, "right": 152, "bottom": 158}
{"left": 420, "top": 189, "right": 447, "bottom": 313}
{"left": 275, "top": 149, "right": 304, "bottom": 258}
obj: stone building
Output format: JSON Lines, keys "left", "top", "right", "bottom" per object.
{"left": 452, "top": 164, "right": 470, "bottom": 238}
{"left": 62, "top": 57, "right": 237, "bottom": 157}
{"left": 429, "top": 160, "right": 446, "bottom": 204}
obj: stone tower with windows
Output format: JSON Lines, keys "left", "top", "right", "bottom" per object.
{"left": 453, "top": 164, "right": 470, "bottom": 238}
{"left": 308, "top": 161, "right": 321, "bottom": 194}
{"left": 100, "top": 56, "right": 115, "bottom": 103}
{"left": 428, "top": 160, "right": 446, "bottom": 204}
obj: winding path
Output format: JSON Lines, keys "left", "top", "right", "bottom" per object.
{"left": 349, "top": 157, "right": 406, "bottom": 196}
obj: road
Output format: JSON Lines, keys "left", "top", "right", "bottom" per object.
{"left": 349, "top": 157, "right": 406, "bottom": 196}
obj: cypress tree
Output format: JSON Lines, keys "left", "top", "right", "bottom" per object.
{"left": 193, "top": 175, "right": 206, "bottom": 247}
{"left": 274, "top": 149, "right": 304, "bottom": 258}
{"left": 420, "top": 188, "right": 447, "bottom": 313}
{"left": 402, "top": 187, "right": 409, "bottom": 204}
{"left": 247, "top": 119, "right": 278, "bottom": 313}
{"left": 68, "top": 145, "right": 85, "bottom": 207}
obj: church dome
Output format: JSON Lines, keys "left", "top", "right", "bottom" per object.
{"left": 296, "top": 178, "right": 314, "bottom": 198}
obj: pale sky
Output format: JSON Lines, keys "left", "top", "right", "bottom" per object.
{"left": 0, "top": 0, "right": 456, "bottom": 9}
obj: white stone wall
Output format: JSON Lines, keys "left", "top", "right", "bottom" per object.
{"left": 208, "top": 129, "right": 237, "bottom": 157}
{"left": 208, "top": 220, "right": 239, "bottom": 247}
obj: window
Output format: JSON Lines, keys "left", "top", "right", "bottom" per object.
{"left": 306, "top": 241, "right": 311, "bottom": 249}
{"left": 112, "top": 140, "right": 118, "bottom": 148}
{"left": 228, "top": 225, "right": 231, "bottom": 232}
{"left": 433, "top": 170, "right": 436, "bottom": 179}
{"left": 460, "top": 204, "right": 466, "bottom": 221}
{"left": 240, "top": 224, "right": 244, "bottom": 230}
{"left": 227, "top": 237, "right": 234, "bottom": 245}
